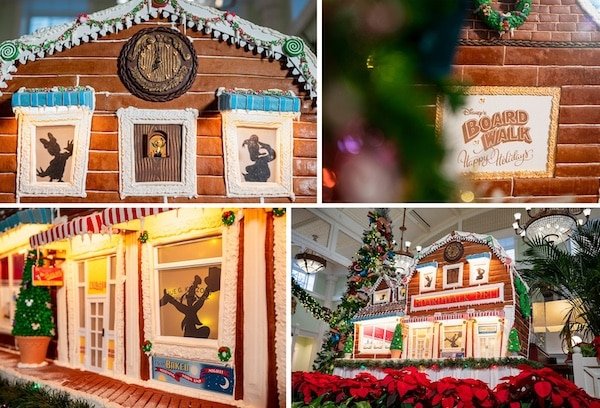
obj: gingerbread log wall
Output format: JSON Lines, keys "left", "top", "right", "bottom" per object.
{"left": 409, "top": 241, "right": 515, "bottom": 316}
{"left": 0, "top": 20, "right": 317, "bottom": 203}
{"left": 453, "top": 0, "right": 600, "bottom": 202}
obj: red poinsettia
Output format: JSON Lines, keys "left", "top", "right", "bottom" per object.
{"left": 336, "top": 372, "right": 383, "bottom": 402}
{"left": 431, "top": 377, "right": 496, "bottom": 408}
{"left": 495, "top": 365, "right": 600, "bottom": 408}
{"left": 292, "top": 371, "right": 343, "bottom": 404}
{"left": 380, "top": 367, "right": 432, "bottom": 405}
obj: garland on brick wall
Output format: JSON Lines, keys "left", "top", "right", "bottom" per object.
{"left": 473, "top": 0, "right": 532, "bottom": 36}
{"left": 0, "top": 0, "right": 317, "bottom": 98}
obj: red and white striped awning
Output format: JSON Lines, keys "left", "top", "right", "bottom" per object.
{"left": 101, "top": 208, "right": 169, "bottom": 228}
{"left": 29, "top": 208, "right": 171, "bottom": 248}
{"left": 30, "top": 212, "right": 104, "bottom": 248}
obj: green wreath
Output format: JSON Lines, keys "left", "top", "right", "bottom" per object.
{"left": 473, "top": 0, "right": 532, "bottom": 34}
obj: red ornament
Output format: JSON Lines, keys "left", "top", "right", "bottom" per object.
{"left": 77, "top": 13, "right": 89, "bottom": 24}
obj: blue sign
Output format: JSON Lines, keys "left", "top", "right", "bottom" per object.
{"left": 151, "top": 355, "right": 234, "bottom": 395}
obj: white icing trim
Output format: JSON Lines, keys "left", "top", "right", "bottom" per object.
{"left": 114, "top": 238, "right": 126, "bottom": 376}
{"left": 117, "top": 107, "right": 198, "bottom": 199}
{"left": 222, "top": 111, "right": 296, "bottom": 200}
{"left": 17, "top": 361, "right": 48, "bottom": 368}
{"left": 273, "top": 212, "right": 286, "bottom": 408}
{"left": 13, "top": 105, "right": 93, "bottom": 198}
{"left": 0, "top": 0, "right": 317, "bottom": 99}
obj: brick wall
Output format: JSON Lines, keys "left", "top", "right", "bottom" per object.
{"left": 453, "top": 0, "right": 600, "bottom": 202}
{"left": 0, "top": 20, "right": 317, "bottom": 203}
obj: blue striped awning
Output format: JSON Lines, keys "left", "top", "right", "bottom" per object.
{"left": 0, "top": 208, "right": 55, "bottom": 233}
{"left": 12, "top": 87, "right": 95, "bottom": 110}
{"left": 218, "top": 89, "right": 300, "bottom": 113}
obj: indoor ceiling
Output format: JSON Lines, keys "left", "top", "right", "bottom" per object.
{"left": 292, "top": 207, "right": 600, "bottom": 273}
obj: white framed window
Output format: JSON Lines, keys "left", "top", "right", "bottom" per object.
{"left": 13, "top": 105, "right": 93, "bottom": 198}
{"left": 154, "top": 237, "right": 223, "bottom": 342}
{"left": 443, "top": 263, "right": 464, "bottom": 289}
{"left": 117, "top": 108, "right": 198, "bottom": 198}
{"left": 440, "top": 322, "right": 467, "bottom": 358}
{"left": 221, "top": 110, "right": 295, "bottom": 199}
{"left": 358, "top": 321, "right": 396, "bottom": 354}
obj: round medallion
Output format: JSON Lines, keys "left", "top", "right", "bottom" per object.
{"left": 118, "top": 27, "right": 197, "bottom": 102}
{"left": 444, "top": 241, "right": 464, "bottom": 262}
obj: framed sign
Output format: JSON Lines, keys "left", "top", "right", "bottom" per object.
{"left": 152, "top": 356, "right": 234, "bottom": 395}
{"left": 436, "top": 87, "right": 560, "bottom": 179}
{"left": 222, "top": 111, "right": 295, "bottom": 200}
{"left": 14, "top": 106, "right": 92, "bottom": 197}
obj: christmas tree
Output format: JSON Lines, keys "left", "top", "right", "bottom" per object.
{"left": 390, "top": 323, "right": 403, "bottom": 351}
{"left": 312, "top": 209, "right": 397, "bottom": 372}
{"left": 507, "top": 328, "right": 521, "bottom": 354}
{"left": 12, "top": 252, "right": 55, "bottom": 337}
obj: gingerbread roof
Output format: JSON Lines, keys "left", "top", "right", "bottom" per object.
{"left": 0, "top": 0, "right": 317, "bottom": 99}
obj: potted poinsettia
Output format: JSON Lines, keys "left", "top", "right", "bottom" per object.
{"left": 389, "top": 323, "right": 403, "bottom": 359}
{"left": 12, "top": 251, "right": 55, "bottom": 367}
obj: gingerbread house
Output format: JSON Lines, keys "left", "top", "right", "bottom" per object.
{"left": 352, "top": 231, "right": 531, "bottom": 360}
{"left": 0, "top": 0, "right": 317, "bottom": 203}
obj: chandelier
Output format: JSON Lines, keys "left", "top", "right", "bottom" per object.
{"left": 513, "top": 208, "right": 591, "bottom": 244}
{"left": 394, "top": 209, "right": 416, "bottom": 277}
{"left": 295, "top": 235, "right": 327, "bottom": 274}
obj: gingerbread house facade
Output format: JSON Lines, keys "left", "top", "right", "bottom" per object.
{"left": 352, "top": 231, "right": 531, "bottom": 361}
{"left": 0, "top": 0, "right": 317, "bottom": 203}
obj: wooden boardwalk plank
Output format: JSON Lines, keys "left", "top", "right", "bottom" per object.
{"left": 132, "top": 390, "right": 155, "bottom": 408}
{"left": 0, "top": 349, "right": 235, "bottom": 408}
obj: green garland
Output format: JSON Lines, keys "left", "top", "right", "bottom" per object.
{"left": 514, "top": 277, "right": 531, "bottom": 318}
{"left": 292, "top": 279, "right": 333, "bottom": 321}
{"left": 333, "top": 357, "right": 542, "bottom": 370}
{"left": 473, "top": 0, "right": 532, "bottom": 34}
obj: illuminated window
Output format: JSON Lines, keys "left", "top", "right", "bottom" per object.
{"left": 358, "top": 322, "right": 396, "bottom": 353}
{"left": 0, "top": 254, "right": 24, "bottom": 332}
{"left": 155, "top": 237, "right": 222, "bottom": 339}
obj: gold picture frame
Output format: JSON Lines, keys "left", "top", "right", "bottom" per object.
{"left": 436, "top": 86, "right": 561, "bottom": 180}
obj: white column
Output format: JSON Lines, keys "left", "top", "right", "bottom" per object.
{"left": 124, "top": 232, "right": 140, "bottom": 379}
{"left": 243, "top": 209, "right": 268, "bottom": 407}
{"left": 55, "top": 276, "right": 68, "bottom": 365}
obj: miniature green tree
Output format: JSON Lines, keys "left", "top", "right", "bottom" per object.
{"left": 507, "top": 328, "right": 521, "bottom": 354}
{"left": 390, "top": 324, "right": 403, "bottom": 351}
{"left": 12, "top": 252, "right": 55, "bottom": 337}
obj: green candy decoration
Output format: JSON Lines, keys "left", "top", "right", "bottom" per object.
{"left": 0, "top": 41, "right": 20, "bottom": 61}
{"left": 218, "top": 346, "right": 232, "bottom": 362}
{"left": 283, "top": 38, "right": 304, "bottom": 57}
{"left": 508, "top": 328, "right": 521, "bottom": 353}
{"left": 473, "top": 0, "right": 532, "bottom": 34}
